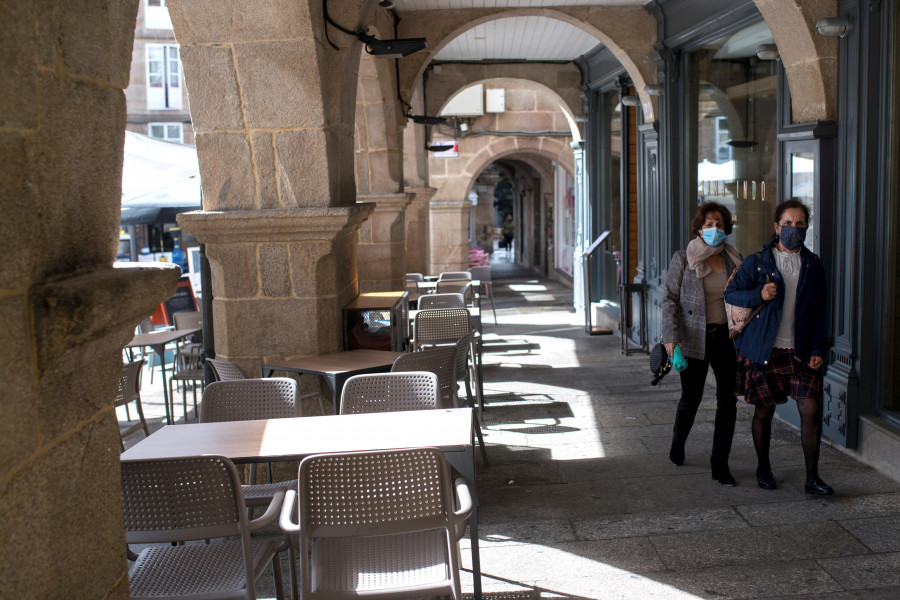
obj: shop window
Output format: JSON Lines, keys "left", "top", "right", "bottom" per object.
{"left": 148, "top": 122, "right": 184, "bottom": 143}
{"left": 146, "top": 44, "right": 182, "bottom": 110}
{"left": 688, "top": 21, "right": 778, "bottom": 257}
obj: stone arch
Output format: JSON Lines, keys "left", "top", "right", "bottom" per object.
{"left": 754, "top": 0, "right": 838, "bottom": 122}
{"left": 425, "top": 65, "right": 584, "bottom": 128}
{"left": 431, "top": 76, "right": 583, "bottom": 141}
{"left": 431, "top": 135, "right": 573, "bottom": 202}
{"left": 397, "top": 6, "right": 658, "bottom": 121}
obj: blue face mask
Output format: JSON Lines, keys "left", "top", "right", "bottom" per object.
{"left": 701, "top": 227, "right": 727, "bottom": 247}
{"left": 778, "top": 225, "right": 807, "bottom": 251}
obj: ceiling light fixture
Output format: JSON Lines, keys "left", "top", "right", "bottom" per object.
{"left": 815, "top": 17, "right": 852, "bottom": 37}
{"left": 644, "top": 84, "right": 662, "bottom": 96}
{"left": 755, "top": 44, "right": 780, "bottom": 61}
{"left": 620, "top": 95, "right": 639, "bottom": 107}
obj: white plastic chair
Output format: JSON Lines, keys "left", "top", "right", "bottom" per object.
{"left": 279, "top": 448, "right": 472, "bottom": 600}
{"left": 339, "top": 371, "right": 439, "bottom": 414}
{"left": 122, "top": 455, "right": 287, "bottom": 600}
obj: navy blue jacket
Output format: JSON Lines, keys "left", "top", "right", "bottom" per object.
{"left": 724, "top": 240, "right": 829, "bottom": 366}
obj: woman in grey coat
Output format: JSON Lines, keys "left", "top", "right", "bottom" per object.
{"left": 662, "top": 202, "right": 742, "bottom": 485}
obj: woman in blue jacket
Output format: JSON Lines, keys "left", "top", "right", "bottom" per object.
{"left": 724, "top": 199, "right": 832, "bottom": 495}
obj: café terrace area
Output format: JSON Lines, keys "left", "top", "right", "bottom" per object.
{"left": 119, "top": 253, "right": 900, "bottom": 600}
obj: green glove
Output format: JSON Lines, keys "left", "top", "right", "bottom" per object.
{"left": 672, "top": 345, "right": 688, "bottom": 372}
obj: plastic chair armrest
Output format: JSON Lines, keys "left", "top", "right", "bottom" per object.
{"left": 453, "top": 478, "right": 473, "bottom": 522}
{"left": 248, "top": 489, "right": 285, "bottom": 532}
{"left": 279, "top": 489, "right": 300, "bottom": 537}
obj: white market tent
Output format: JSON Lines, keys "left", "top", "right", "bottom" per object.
{"left": 121, "top": 131, "right": 201, "bottom": 226}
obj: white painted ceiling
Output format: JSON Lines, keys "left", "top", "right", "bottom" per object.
{"left": 391, "top": 0, "right": 650, "bottom": 61}
{"left": 432, "top": 16, "right": 601, "bottom": 60}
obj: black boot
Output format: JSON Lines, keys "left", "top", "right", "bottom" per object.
{"left": 669, "top": 405, "right": 696, "bottom": 466}
{"left": 710, "top": 398, "right": 737, "bottom": 486}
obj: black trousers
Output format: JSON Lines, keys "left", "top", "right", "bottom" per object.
{"left": 672, "top": 323, "right": 738, "bottom": 467}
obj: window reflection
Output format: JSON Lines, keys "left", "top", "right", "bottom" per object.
{"left": 691, "top": 20, "right": 778, "bottom": 257}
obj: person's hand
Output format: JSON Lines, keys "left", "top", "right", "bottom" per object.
{"left": 808, "top": 355, "right": 824, "bottom": 370}
{"left": 761, "top": 282, "right": 778, "bottom": 301}
{"left": 665, "top": 342, "right": 676, "bottom": 357}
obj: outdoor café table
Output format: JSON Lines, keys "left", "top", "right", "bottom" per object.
{"left": 120, "top": 407, "right": 484, "bottom": 600}
{"left": 260, "top": 349, "right": 406, "bottom": 414}
{"left": 124, "top": 327, "right": 200, "bottom": 425}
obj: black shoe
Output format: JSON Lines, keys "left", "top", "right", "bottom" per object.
{"left": 712, "top": 467, "right": 736, "bottom": 487}
{"left": 756, "top": 470, "right": 777, "bottom": 490}
{"left": 804, "top": 478, "right": 834, "bottom": 495}
{"left": 669, "top": 445, "right": 685, "bottom": 466}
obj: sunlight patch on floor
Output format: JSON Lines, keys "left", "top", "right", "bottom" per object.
{"left": 507, "top": 284, "right": 549, "bottom": 292}
{"left": 458, "top": 541, "right": 706, "bottom": 600}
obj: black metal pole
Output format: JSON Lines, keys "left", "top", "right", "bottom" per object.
{"left": 200, "top": 243, "right": 215, "bottom": 386}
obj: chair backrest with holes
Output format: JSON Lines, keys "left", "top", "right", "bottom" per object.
{"left": 116, "top": 360, "right": 144, "bottom": 408}
{"left": 438, "top": 271, "right": 472, "bottom": 281}
{"left": 206, "top": 358, "right": 249, "bottom": 382}
{"left": 340, "top": 372, "right": 439, "bottom": 414}
{"left": 200, "top": 378, "right": 299, "bottom": 422}
{"left": 121, "top": 455, "right": 247, "bottom": 544}
{"left": 391, "top": 347, "right": 458, "bottom": 408}
{"left": 418, "top": 293, "right": 465, "bottom": 310}
{"left": 414, "top": 309, "right": 472, "bottom": 350}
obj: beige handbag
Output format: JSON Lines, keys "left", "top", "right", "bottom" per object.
{"left": 724, "top": 257, "right": 770, "bottom": 340}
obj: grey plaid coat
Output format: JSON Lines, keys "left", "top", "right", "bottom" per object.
{"left": 661, "top": 249, "right": 740, "bottom": 360}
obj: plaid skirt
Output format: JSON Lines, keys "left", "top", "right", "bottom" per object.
{"left": 735, "top": 347, "right": 823, "bottom": 406}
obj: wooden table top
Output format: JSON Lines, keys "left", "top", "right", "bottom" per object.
{"left": 263, "top": 349, "right": 406, "bottom": 375}
{"left": 344, "top": 292, "right": 408, "bottom": 310}
{"left": 125, "top": 327, "right": 200, "bottom": 348}
{"left": 120, "top": 408, "right": 473, "bottom": 462}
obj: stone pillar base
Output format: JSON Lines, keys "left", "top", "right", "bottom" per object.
{"left": 405, "top": 187, "right": 436, "bottom": 276}
{"left": 178, "top": 205, "right": 373, "bottom": 385}
{"left": 356, "top": 193, "right": 412, "bottom": 293}
{"left": 429, "top": 199, "right": 471, "bottom": 274}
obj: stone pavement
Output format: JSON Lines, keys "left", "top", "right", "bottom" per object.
{"left": 119, "top": 251, "right": 900, "bottom": 600}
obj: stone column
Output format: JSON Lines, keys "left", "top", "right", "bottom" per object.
{"left": 355, "top": 45, "right": 410, "bottom": 292}
{"left": 356, "top": 193, "right": 411, "bottom": 292}
{"left": 404, "top": 187, "right": 435, "bottom": 276}
{"left": 169, "top": 0, "right": 373, "bottom": 404}
{"left": 429, "top": 199, "right": 472, "bottom": 274}
{"left": 4, "top": 2, "right": 181, "bottom": 598}
{"left": 178, "top": 205, "right": 372, "bottom": 378}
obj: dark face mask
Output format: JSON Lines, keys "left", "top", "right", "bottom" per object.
{"left": 778, "top": 225, "right": 807, "bottom": 251}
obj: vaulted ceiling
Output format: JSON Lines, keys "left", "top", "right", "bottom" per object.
{"left": 391, "top": 0, "right": 650, "bottom": 61}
